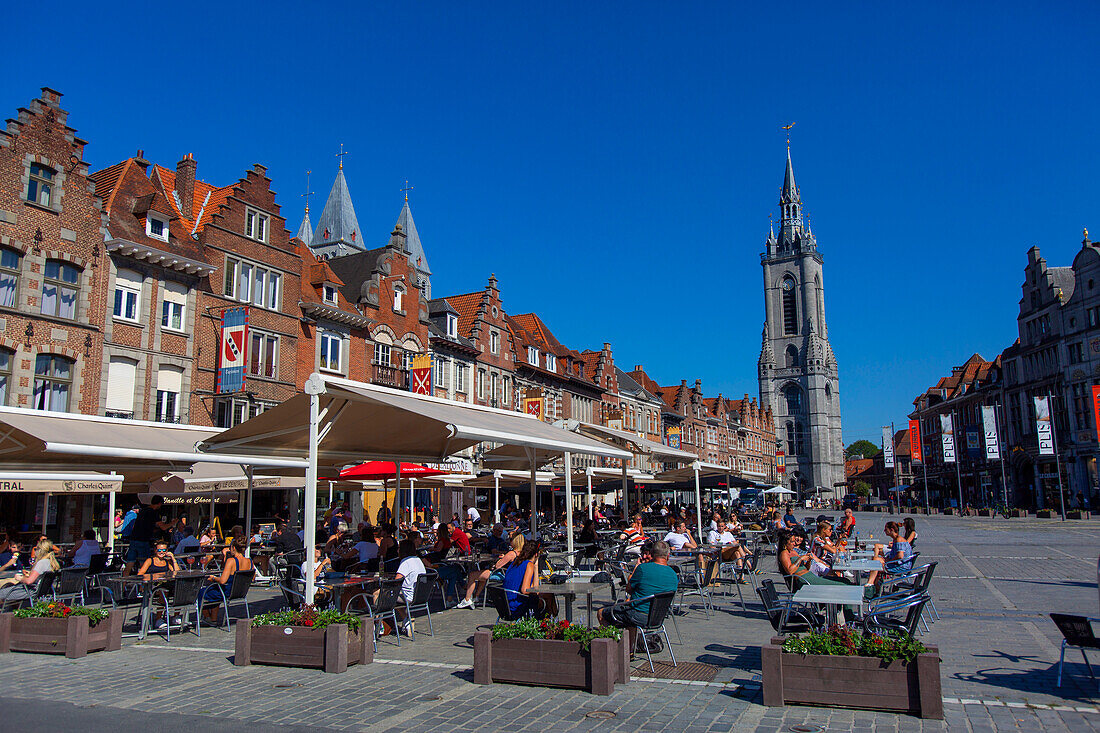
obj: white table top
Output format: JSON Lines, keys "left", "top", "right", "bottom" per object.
{"left": 831, "top": 558, "right": 884, "bottom": 572}
{"left": 792, "top": 584, "right": 865, "bottom": 606}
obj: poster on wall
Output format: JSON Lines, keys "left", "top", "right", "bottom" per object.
{"left": 1034, "top": 396, "right": 1054, "bottom": 456}
{"left": 216, "top": 307, "right": 248, "bottom": 394}
{"left": 981, "top": 406, "right": 1001, "bottom": 460}
{"left": 908, "top": 419, "right": 923, "bottom": 463}
{"left": 940, "top": 414, "right": 956, "bottom": 464}
{"left": 881, "top": 426, "right": 895, "bottom": 468}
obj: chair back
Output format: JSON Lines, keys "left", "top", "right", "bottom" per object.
{"left": 169, "top": 575, "right": 205, "bottom": 607}
{"left": 485, "top": 585, "right": 513, "bottom": 620}
{"left": 87, "top": 554, "right": 108, "bottom": 576}
{"left": 227, "top": 569, "right": 255, "bottom": 601}
{"left": 746, "top": 543, "right": 762, "bottom": 573}
{"left": 32, "top": 572, "right": 57, "bottom": 600}
{"left": 372, "top": 579, "right": 403, "bottom": 614}
{"left": 57, "top": 567, "right": 87, "bottom": 596}
{"left": 700, "top": 558, "right": 720, "bottom": 586}
{"left": 901, "top": 596, "right": 930, "bottom": 636}
{"left": 1050, "top": 613, "right": 1100, "bottom": 650}
{"left": 643, "top": 591, "right": 677, "bottom": 629}
{"left": 757, "top": 579, "right": 783, "bottom": 627}
{"left": 911, "top": 561, "right": 937, "bottom": 593}
{"left": 279, "top": 578, "right": 305, "bottom": 608}
{"left": 409, "top": 570, "right": 437, "bottom": 606}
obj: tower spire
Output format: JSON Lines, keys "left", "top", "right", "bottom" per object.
{"left": 779, "top": 146, "right": 803, "bottom": 245}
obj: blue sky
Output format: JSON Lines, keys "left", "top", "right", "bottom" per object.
{"left": 6, "top": 2, "right": 1098, "bottom": 444}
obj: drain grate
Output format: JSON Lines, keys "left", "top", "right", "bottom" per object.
{"left": 788, "top": 725, "right": 825, "bottom": 733}
{"left": 586, "top": 711, "right": 617, "bottom": 719}
{"left": 420, "top": 695, "right": 443, "bottom": 702}
{"left": 273, "top": 682, "right": 302, "bottom": 689}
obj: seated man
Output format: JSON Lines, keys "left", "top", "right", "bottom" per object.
{"left": 174, "top": 526, "right": 201, "bottom": 566}
{"left": 483, "top": 523, "right": 510, "bottom": 555}
{"left": 663, "top": 521, "right": 697, "bottom": 551}
{"left": 706, "top": 520, "right": 746, "bottom": 567}
{"left": 782, "top": 506, "right": 799, "bottom": 529}
{"left": 598, "top": 540, "right": 679, "bottom": 648}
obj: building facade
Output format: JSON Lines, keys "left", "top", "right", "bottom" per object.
{"left": 758, "top": 150, "right": 844, "bottom": 496}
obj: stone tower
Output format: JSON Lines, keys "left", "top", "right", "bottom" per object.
{"left": 758, "top": 149, "right": 844, "bottom": 497}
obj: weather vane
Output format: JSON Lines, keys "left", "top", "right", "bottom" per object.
{"left": 401, "top": 179, "right": 414, "bottom": 202}
{"left": 301, "top": 170, "right": 314, "bottom": 212}
{"left": 782, "top": 122, "right": 796, "bottom": 151}
{"left": 335, "top": 143, "right": 348, "bottom": 170}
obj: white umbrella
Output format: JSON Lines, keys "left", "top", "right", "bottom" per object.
{"left": 763, "top": 486, "right": 795, "bottom": 495}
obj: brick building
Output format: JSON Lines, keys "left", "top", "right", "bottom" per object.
{"left": 441, "top": 275, "right": 517, "bottom": 409}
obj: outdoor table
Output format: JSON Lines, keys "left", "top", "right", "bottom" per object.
{"left": 317, "top": 573, "right": 381, "bottom": 610}
{"left": 831, "top": 557, "right": 884, "bottom": 584}
{"left": 118, "top": 570, "right": 208, "bottom": 640}
{"left": 541, "top": 580, "right": 606, "bottom": 626}
{"left": 786, "top": 584, "right": 865, "bottom": 629}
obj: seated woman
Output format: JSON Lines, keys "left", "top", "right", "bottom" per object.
{"left": 456, "top": 532, "right": 524, "bottom": 609}
{"left": 776, "top": 531, "right": 847, "bottom": 591}
{"left": 0, "top": 539, "right": 59, "bottom": 605}
{"left": 902, "top": 517, "right": 918, "bottom": 549}
{"left": 70, "top": 529, "right": 102, "bottom": 568}
{"left": 199, "top": 538, "right": 253, "bottom": 625}
{"left": 866, "top": 521, "right": 914, "bottom": 589}
{"left": 137, "top": 540, "right": 179, "bottom": 575}
{"left": 578, "top": 518, "right": 598, "bottom": 545}
{"left": 836, "top": 508, "right": 856, "bottom": 539}
{"left": 425, "top": 524, "right": 452, "bottom": 564}
{"left": 502, "top": 540, "right": 557, "bottom": 619}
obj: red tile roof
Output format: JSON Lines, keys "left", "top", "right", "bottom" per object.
{"left": 442, "top": 291, "right": 484, "bottom": 340}
{"left": 152, "top": 165, "right": 235, "bottom": 235}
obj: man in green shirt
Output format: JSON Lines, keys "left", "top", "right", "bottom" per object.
{"left": 599, "top": 540, "right": 679, "bottom": 638}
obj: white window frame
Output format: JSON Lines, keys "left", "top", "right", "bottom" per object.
{"left": 455, "top": 363, "right": 467, "bottom": 393}
{"left": 527, "top": 346, "right": 539, "bottom": 364}
{"left": 446, "top": 314, "right": 458, "bottom": 338}
{"left": 323, "top": 285, "right": 338, "bottom": 304}
{"left": 248, "top": 331, "right": 279, "bottom": 379}
{"left": 41, "top": 259, "right": 80, "bottom": 320}
{"left": 161, "top": 281, "right": 187, "bottom": 333}
{"left": 245, "top": 208, "right": 269, "bottom": 242}
{"left": 224, "top": 256, "right": 281, "bottom": 310}
{"left": 319, "top": 331, "right": 344, "bottom": 374}
{"left": 146, "top": 213, "right": 169, "bottom": 242}
{"left": 477, "top": 369, "right": 486, "bottom": 399}
{"left": 112, "top": 269, "right": 142, "bottom": 323}
{"left": 393, "top": 284, "right": 405, "bottom": 313}
{"left": 490, "top": 330, "right": 500, "bottom": 354}
{"left": 216, "top": 397, "right": 273, "bottom": 428}
{"left": 545, "top": 354, "right": 556, "bottom": 372}
{"left": 434, "top": 357, "right": 448, "bottom": 389}
{"left": 373, "top": 342, "right": 391, "bottom": 366}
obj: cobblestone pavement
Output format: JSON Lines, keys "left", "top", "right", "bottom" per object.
{"left": 1, "top": 512, "right": 1097, "bottom": 731}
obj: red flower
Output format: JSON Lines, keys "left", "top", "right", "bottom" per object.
{"left": 301, "top": 619, "right": 314, "bottom": 627}
{"left": 62, "top": 608, "right": 71, "bottom": 617}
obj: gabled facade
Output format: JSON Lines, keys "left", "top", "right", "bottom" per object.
{"left": 297, "top": 247, "right": 374, "bottom": 386}
{"left": 441, "top": 274, "right": 516, "bottom": 409}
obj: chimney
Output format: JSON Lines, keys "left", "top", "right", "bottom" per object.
{"left": 602, "top": 342, "right": 611, "bottom": 351}
{"left": 134, "top": 149, "right": 150, "bottom": 171}
{"left": 694, "top": 379, "right": 702, "bottom": 390}
{"left": 175, "top": 154, "right": 196, "bottom": 219}
{"left": 633, "top": 365, "right": 644, "bottom": 372}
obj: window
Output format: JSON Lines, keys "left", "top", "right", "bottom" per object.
{"left": 1068, "top": 342, "right": 1084, "bottom": 364}
{"left": 455, "top": 360, "right": 468, "bottom": 391}
{"left": 0, "top": 348, "right": 11, "bottom": 406}
{"left": 545, "top": 354, "right": 556, "bottom": 372}
{"left": 323, "top": 285, "right": 337, "bottom": 304}
{"left": 249, "top": 332, "right": 278, "bottom": 378}
{"left": 785, "top": 345, "right": 799, "bottom": 368}
{"left": 105, "top": 356, "right": 137, "bottom": 418}
{"left": 245, "top": 208, "right": 268, "bottom": 242}
{"left": 373, "top": 342, "right": 391, "bottom": 366}
{"left": 781, "top": 275, "right": 798, "bottom": 335}
{"left": 446, "top": 314, "right": 458, "bottom": 338}
{"left": 146, "top": 215, "right": 168, "bottom": 242}
{"left": 477, "top": 369, "right": 485, "bottom": 399}
{"left": 33, "top": 354, "right": 73, "bottom": 411}
{"left": 0, "top": 247, "right": 20, "bottom": 308}
{"left": 161, "top": 281, "right": 187, "bottom": 331}
{"left": 490, "top": 330, "right": 500, "bottom": 354}
{"left": 112, "top": 269, "right": 142, "bottom": 322}
{"left": 215, "top": 397, "right": 272, "bottom": 428}
{"left": 502, "top": 376, "right": 510, "bottom": 405}
{"left": 785, "top": 420, "right": 805, "bottom": 456}
{"left": 783, "top": 384, "right": 803, "bottom": 414}
{"left": 393, "top": 285, "right": 404, "bottom": 313}
{"left": 434, "top": 357, "right": 448, "bottom": 389}
{"left": 41, "top": 259, "right": 79, "bottom": 319}
{"left": 318, "top": 332, "right": 343, "bottom": 373}
{"left": 224, "top": 257, "right": 281, "bottom": 309}
{"left": 27, "top": 164, "right": 54, "bottom": 207}
{"left": 527, "top": 347, "right": 539, "bottom": 364}
{"left": 155, "top": 365, "right": 183, "bottom": 423}
{"left": 402, "top": 350, "right": 415, "bottom": 372}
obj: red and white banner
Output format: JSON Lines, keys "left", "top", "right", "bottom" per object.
{"left": 216, "top": 307, "right": 248, "bottom": 394}
{"left": 908, "top": 419, "right": 923, "bottom": 463}
{"left": 410, "top": 354, "right": 433, "bottom": 396}
{"left": 776, "top": 450, "right": 785, "bottom": 475}
{"left": 1092, "top": 386, "right": 1100, "bottom": 445}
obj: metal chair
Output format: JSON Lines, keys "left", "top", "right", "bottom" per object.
{"left": 675, "top": 561, "right": 717, "bottom": 617}
{"left": 30, "top": 571, "right": 57, "bottom": 604}
{"left": 402, "top": 570, "right": 438, "bottom": 639}
{"left": 55, "top": 567, "right": 87, "bottom": 605}
{"left": 1050, "top": 613, "right": 1100, "bottom": 691}
{"left": 197, "top": 569, "right": 255, "bottom": 635}
{"left": 757, "top": 578, "right": 822, "bottom": 633}
{"left": 151, "top": 575, "right": 205, "bottom": 641}
{"left": 863, "top": 593, "right": 930, "bottom": 637}
{"left": 601, "top": 591, "right": 678, "bottom": 672}
{"left": 347, "top": 578, "right": 404, "bottom": 650}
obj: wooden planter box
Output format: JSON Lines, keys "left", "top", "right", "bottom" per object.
{"left": 1066, "top": 510, "right": 1090, "bottom": 520}
{"left": 1037, "top": 509, "right": 1054, "bottom": 518}
{"left": 473, "top": 631, "right": 630, "bottom": 695}
{"left": 1008, "top": 509, "right": 1027, "bottom": 518}
{"left": 0, "top": 611, "right": 123, "bottom": 658}
{"left": 942, "top": 508, "right": 956, "bottom": 515}
{"left": 762, "top": 637, "right": 941, "bottom": 719}
{"left": 977, "top": 509, "right": 993, "bottom": 517}
{"left": 235, "top": 622, "right": 372, "bottom": 673}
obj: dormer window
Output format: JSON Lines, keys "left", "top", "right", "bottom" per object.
{"left": 393, "top": 284, "right": 405, "bottom": 313}
{"left": 146, "top": 214, "right": 169, "bottom": 242}
{"left": 323, "top": 285, "right": 338, "bottom": 304}
{"left": 446, "top": 314, "right": 457, "bottom": 338}
{"left": 490, "top": 330, "right": 500, "bottom": 354}
{"left": 545, "top": 354, "right": 556, "bottom": 372}
{"left": 528, "top": 347, "right": 539, "bottom": 364}
{"left": 245, "top": 208, "right": 268, "bottom": 242}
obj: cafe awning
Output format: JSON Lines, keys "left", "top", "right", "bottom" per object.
{"left": 148, "top": 462, "right": 306, "bottom": 494}
{"left": 567, "top": 421, "right": 697, "bottom": 463}
{"left": 0, "top": 471, "right": 122, "bottom": 493}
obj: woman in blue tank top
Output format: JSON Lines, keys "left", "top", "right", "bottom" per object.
{"left": 501, "top": 540, "right": 556, "bottom": 618}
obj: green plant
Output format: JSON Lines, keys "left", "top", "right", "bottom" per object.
{"left": 491, "top": 618, "right": 622, "bottom": 650}
{"left": 13, "top": 601, "right": 109, "bottom": 627}
{"left": 252, "top": 604, "right": 360, "bottom": 633}
{"left": 853, "top": 481, "right": 872, "bottom": 499}
{"left": 782, "top": 626, "right": 928, "bottom": 664}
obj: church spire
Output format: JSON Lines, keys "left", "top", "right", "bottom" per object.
{"left": 779, "top": 149, "right": 804, "bottom": 246}
{"left": 309, "top": 162, "right": 363, "bottom": 258}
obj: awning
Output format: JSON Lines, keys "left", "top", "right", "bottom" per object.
{"left": 139, "top": 491, "right": 238, "bottom": 505}
{"left": 463, "top": 470, "right": 559, "bottom": 488}
{"left": 480, "top": 444, "right": 562, "bottom": 471}
{"left": 655, "top": 462, "right": 734, "bottom": 483}
{"left": 0, "top": 471, "right": 123, "bottom": 493}
{"left": 0, "top": 406, "right": 308, "bottom": 480}
{"left": 199, "top": 375, "right": 632, "bottom": 468}
{"left": 567, "top": 421, "right": 697, "bottom": 463}
{"left": 147, "top": 462, "right": 305, "bottom": 494}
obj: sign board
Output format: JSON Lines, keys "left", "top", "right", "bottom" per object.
{"left": 776, "top": 449, "right": 786, "bottom": 475}
{"left": 410, "top": 354, "right": 433, "bottom": 396}
{"left": 666, "top": 426, "right": 681, "bottom": 450}
{"left": 1034, "top": 396, "right": 1054, "bottom": 456}
{"left": 908, "top": 419, "right": 923, "bottom": 463}
{"left": 881, "top": 426, "right": 895, "bottom": 468}
{"left": 940, "top": 414, "right": 956, "bottom": 464}
{"left": 216, "top": 307, "right": 248, "bottom": 394}
{"left": 981, "top": 406, "right": 1000, "bottom": 460}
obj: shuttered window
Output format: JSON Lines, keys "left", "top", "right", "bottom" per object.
{"left": 105, "top": 357, "right": 137, "bottom": 417}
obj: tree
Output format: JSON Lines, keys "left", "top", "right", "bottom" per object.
{"left": 845, "top": 440, "right": 881, "bottom": 460}
{"left": 853, "top": 480, "right": 872, "bottom": 498}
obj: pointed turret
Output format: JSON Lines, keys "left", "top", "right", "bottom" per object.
{"left": 309, "top": 168, "right": 363, "bottom": 259}
{"left": 395, "top": 200, "right": 431, "bottom": 299}
{"left": 296, "top": 207, "right": 313, "bottom": 247}
{"left": 781, "top": 149, "right": 799, "bottom": 204}
{"left": 779, "top": 150, "right": 804, "bottom": 246}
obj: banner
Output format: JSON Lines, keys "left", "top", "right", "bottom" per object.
{"left": 776, "top": 449, "right": 785, "bottom": 474}
{"left": 606, "top": 408, "right": 623, "bottom": 431}
{"left": 1035, "top": 396, "right": 1054, "bottom": 456}
{"left": 216, "top": 307, "right": 248, "bottom": 393}
{"left": 966, "top": 426, "right": 982, "bottom": 459}
{"left": 1093, "top": 386, "right": 1100, "bottom": 445}
{"left": 522, "top": 397, "right": 545, "bottom": 420}
{"left": 666, "top": 426, "right": 681, "bottom": 450}
{"left": 410, "top": 354, "right": 433, "bottom": 395}
{"left": 940, "top": 414, "right": 956, "bottom": 464}
{"left": 908, "top": 419, "right": 923, "bottom": 463}
{"left": 881, "top": 426, "right": 895, "bottom": 468}
{"left": 981, "top": 406, "right": 1001, "bottom": 460}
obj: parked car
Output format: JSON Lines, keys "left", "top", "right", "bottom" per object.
{"left": 737, "top": 488, "right": 763, "bottom": 509}
{"left": 841, "top": 494, "right": 861, "bottom": 510}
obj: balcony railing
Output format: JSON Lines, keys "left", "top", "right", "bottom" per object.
{"left": 372, "top": 364, "right": 409, "bottom": 390}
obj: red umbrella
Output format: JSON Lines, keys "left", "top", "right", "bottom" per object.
{"left": 338, "top": 461, "right": 446, "bottom": 480}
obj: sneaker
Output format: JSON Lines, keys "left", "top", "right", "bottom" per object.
{"left": 455, "top": 598, "right": 474, "bottom": 609}
{"left": 400, "top": 620, "right": 414, "bottom": 637}
{"left": 155, "top": 619, "right": 168, "bottom": 631}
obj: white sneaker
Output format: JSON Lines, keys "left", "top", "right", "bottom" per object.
{"left": 155, "top": 619, "right": 168, "bottom": 630}
{"left": 400, "top": 620, "right": 414, "bottom": 637}
{"left": 455, "top": 598, "right": 474, "bottom": 609}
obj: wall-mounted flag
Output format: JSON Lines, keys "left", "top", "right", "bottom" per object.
{"left": 776, "top": 449, "right": 786, "bottom": 474}
{"left": 216, "top": 307, "right": 248, "bottom": 394}
{"left": 1034, "top": 396, "right": 1054, "bottom": 456}
{"left": 908, "top": 419, "right": 923, "bottom": 463}
{"left": 940, "top": 414, "right": 956, "bottom": 464}
{"left": 410, "top": 354, "right": 433, "bottom": 395}
{"left": 522, "top": 387, "right": 545, "bottom": 421}
{"left": 981, "top": 406, "right": 1001, "bottom": 460}
{"left": 882, "top": 426, "right": 895, "bottom": 468}
{"left": 1092, "top": 386, "right": 1100, "bottom": 445}
{"left": 666, "top": 426, "right": 681, "bottom": 450}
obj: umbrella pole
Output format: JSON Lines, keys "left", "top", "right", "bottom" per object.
{"left": 304, "top": 384, "right": 321, "bottom": 605}
{"left": 565, "top": 452, "right": 574, "bottom": 557}
{"left": 244, "top": 466, "right": 254, "bottom": 558}
{"left": 410, "top": 478, "right": 416, "bottom": 526}
{"left": 621, "top": 462, "right": 629, "bottom": 522}
{"left": 107, "top": 485, "right": 116, "bottom": 552}
{"left": 587, "top": 473, "right": 593, "bottom": 520}
{"left": 395, "top": 462, "right": 403, "bottom": 540}
{"left": 527, "top": 448, "right": 537, "bottom": 536}
{"left": 494, "top": 473, "right": 501, "bottom": 524}
{"left": 693, "top": 463, "right": 703, "bottom": 541}
{"left": 42, "top": 493, "right": 49, "bottom": 536}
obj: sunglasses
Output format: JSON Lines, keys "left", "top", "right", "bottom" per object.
{"left": 156, "top": 549, "right": 168, "bottom": 554}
